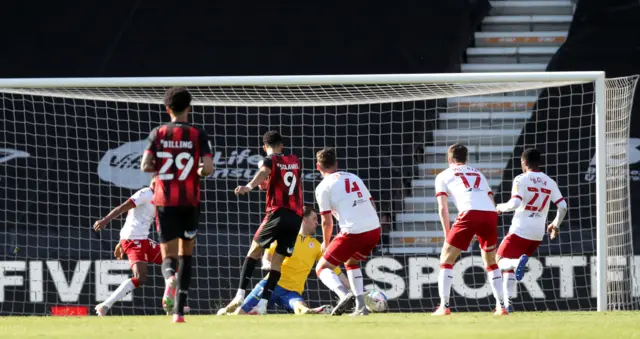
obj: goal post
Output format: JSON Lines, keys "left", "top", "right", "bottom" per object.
{"left": 594, "top": 75, "right": 607, "bottom": 312}
{"left": 0, "top": 72, "right": 637, "bottom": 315}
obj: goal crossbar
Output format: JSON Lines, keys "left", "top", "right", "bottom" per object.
{"left": 0, "top": 71, "right": 605, "bottom": 87}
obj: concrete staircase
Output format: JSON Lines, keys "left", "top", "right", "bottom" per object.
{"left": 391, "top": 1, "right": 574, "bottom": 254}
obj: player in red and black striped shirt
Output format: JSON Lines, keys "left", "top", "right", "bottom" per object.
{"left": 140, "top": 87, "right": 213, "bottom": 323}
{"left": 224, "top": 131, "right": 303, "bottom": 315}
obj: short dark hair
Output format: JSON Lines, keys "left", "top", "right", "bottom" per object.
{"left": 163, "top": 87, "right": 192, "bottom": 114}
{"left": 263, "top": 131, "right": 284, "bottom": 148}
{"left": 448, "top": 143, "right": 468, "bottom": 163}
{"left": 316, "top": 147, "right": 337, "bottom": 169}
{"left": 522, "top": 148, "right": 541, "bottom": 167}
{"left": 303, "top": 205, "right": 316, "bottom": 218}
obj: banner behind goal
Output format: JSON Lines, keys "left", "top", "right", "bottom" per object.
{"left": 0, "top": 73, "right": 638, "bottom": 315}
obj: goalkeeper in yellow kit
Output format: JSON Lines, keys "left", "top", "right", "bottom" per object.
{"left": 218, "top": 206, "right": 350, "bottom": 315}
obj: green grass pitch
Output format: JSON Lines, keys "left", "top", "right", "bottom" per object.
{"left": 3, "top": 312, "right": 640, "bottom": 339}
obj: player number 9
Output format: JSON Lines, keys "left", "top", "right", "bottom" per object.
{"left": 283, "top": 171, "right": 297, "bottom": 196}
{"left": 157, "top": 151, "right": 195, "bottom": 181}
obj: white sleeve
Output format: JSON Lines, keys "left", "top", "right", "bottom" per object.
{"left": 550, "top": 180, "right": 565, "bottom": 205}
{"left": 496, "top": 175, "right": 524, "bottom": 213}
{"left": 315, "top": 185, "right": 332, "bottom": 215}
{"left": 434, "top": 173, "right": 447, "bottom": 197}
{"left": 130, "top": 187, "right": 153, "bottom": 207}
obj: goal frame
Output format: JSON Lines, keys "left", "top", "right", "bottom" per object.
{"left": 0, "top": 71, "right": 610, "bottom": 311}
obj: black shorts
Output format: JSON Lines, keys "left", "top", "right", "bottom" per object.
{"left": 156, "top": 205, "right": 200, "bottom": 243}
{"left": 254, "top": 208, "right": 302, "bottom": 257}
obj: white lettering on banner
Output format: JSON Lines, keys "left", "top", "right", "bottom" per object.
{"left": 212, "top": 168, "right": 258, "bottom": 179}
{"left": 0, "top": 260, "right": 133, "bottom": 303}
{"left": 408, "top": 257, "right": 439, "bottom": 299}
{"left": 589, "top": 256, "right": 637, "bottom": 298}
{"left": 452, "top": 257, "right": 492, "bottom": 299}
{"left": 95, "top": 261, "right": 132, "bottom": 302}
{"left": 303, "top": 172, "right": 322, "bottom": 181}
{"left": 97, "top": 140, "right": 152, "bottom": 189}
{"left": 364, "top": 257, "right": 405, "bottom": 299}
{"left": 0, "top": 261, "right": 26, "bottom": 302}
{"left": 546, "top": 256, "right": 587, "bottom": 298}
{"left": 1, "top": 257, "right": 639, "bottom": 304}
{"left": 213, "top": 149, "right": 261, "bottom": 167}
{"left": 520, "top": 257, "right": 545, "bottom": 299}
{"left": 46, "top": 261, "right": 91, "bottom": 302}
{"left": 584, "top": 138, "right": 640, "bottom": 182}
{"left": 363, "top": 255, "right": 640, "bottom": 301}
{"left": 29, "top": 261, "right": 43, "bottom": 302}
{"left": 0, "top": 148, "right": 30, "bottom": 164}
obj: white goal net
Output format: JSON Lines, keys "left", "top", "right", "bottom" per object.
{"left": 0, "top": 72, "right": 638, "bottom": 315}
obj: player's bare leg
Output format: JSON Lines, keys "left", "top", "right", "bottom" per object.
{"left": 160, "top": 240, "right": 179, "bottom": 315}
{"left": 433, "top": 242, "right": 461, "bottom": 316}
{"left": 482, "top": 249, "right": 507, "bottom": 315}
{"left": 220, "top": 241, "right": 264, "bottom": 315}
{"left": 172, "top": 238, "right": 195, "bottom": 323}
{"left": 96, "top": 262, "right": 148, "bottom": 316}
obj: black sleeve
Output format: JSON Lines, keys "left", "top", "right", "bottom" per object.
{"left": 145, "top": 127, "right": 159, "bottom": 153}
{"left": 199, "top": 128, "right": 212, "bottom": 156}
{"left": 261, "top": 155, "right": 273, "bottom": 169}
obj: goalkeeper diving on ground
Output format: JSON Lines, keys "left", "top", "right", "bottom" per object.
{"left": 218, "top": 205, "right": 351, "bottom": 315}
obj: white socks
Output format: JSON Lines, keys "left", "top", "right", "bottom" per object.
{"left": 487, "top": 266, "right": 505, "bottom": 308}
{"left": 346, "top": 268, "right": 364, "bottom": 296}
{"left": 318, "top": 268, "right": 349, "bottom": 299}
{"left": 103, "top": 278, "right": 136, "bottom": 308}
{"left": 235, "top": 289, "right": 246, "bottom": 300}
{"left": 503, "top": 271, "right": 516, "bottom": 308}
{"left": 438, "top": 264, "right": 453, "bottom": 307}
{"left": 347, "top": 267, "right": 365, "bottom": 310}
{"left": 498, "top": 258, "right": 520, "bottom": 272}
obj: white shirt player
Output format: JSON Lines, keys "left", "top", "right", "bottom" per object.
{"left": 434, "top": 165, "right": 496, "bottom": 213}
{"left": 119, "top": 187, "right": 155, "bottom": 240}
{"left": 498, "top": 171, "right": 565, "bottom": 241}
{"left": 315, "top": 171, "right": 380, "bottom": 234}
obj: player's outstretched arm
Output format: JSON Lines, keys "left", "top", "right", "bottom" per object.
{"left": 497, "top": 176, "right": 524, "bottom": 214}
{"left": 496, "top": 197, "right": 522, "bottom": 214}
{"left": 436, "top": 195, "right": 451, "bottom": 236}
{"left": 235, "top": 166, "right": 272, "bottom": 195}
{"left": 547, "top": 199, "right": 568, "bottom": 240}
{"left": 93, "top": 200, "right": 136, "bottom": 232}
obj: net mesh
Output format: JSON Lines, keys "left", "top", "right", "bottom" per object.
{"left": 0, "top": 75, "right": 637, "bottom": 315}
